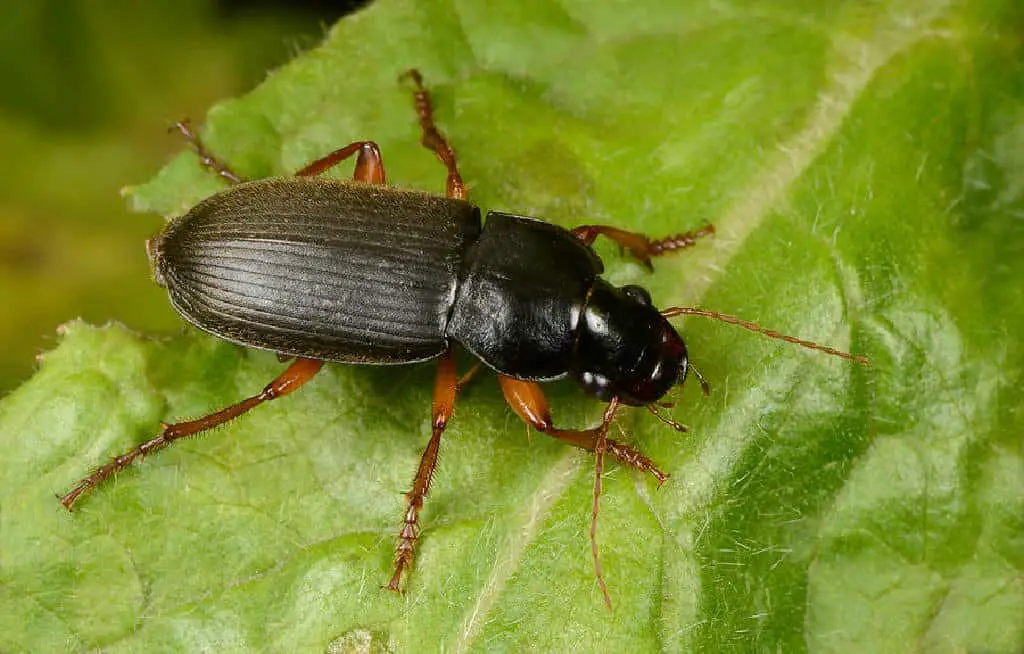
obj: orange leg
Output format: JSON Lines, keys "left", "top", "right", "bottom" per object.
{"left": 498, "top": 377, "right": 668, "bottom": 484}
{"left": 382, "top": 72, "right": 473, "bottom": 591}
{"left": 174, "top": 119, "right": 387, "bottom": 184}
{"left": 294, "top": 140, "right": 386, "bottom": 182}
{"left": 173, "top": 119, "right": 245, "bottom": 184}
{"left": 498, "top": 377, "right": 666, "bottom": 610}
{"left": 402, "top": 69, "right": 467, "bottom": 200}
{"left": 571, "top": 224, "right": 716, "bottom": 270}
{"left": 387, "top": 350, "right": 457, "bottom": 592}
{"left": 60, "top": 358, "right": 324, "bottom": 510}
{"left": 455, "top": 362, "right": 483, "bottom": 391}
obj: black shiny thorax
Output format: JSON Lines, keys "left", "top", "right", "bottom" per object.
{"left": 449, "top": 212, "right": 603, "bottom": 380}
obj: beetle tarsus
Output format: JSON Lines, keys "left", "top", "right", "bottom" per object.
{"left": 647, "top": 223, "right": 716, "bottom": 257}
{"left": 604, "top": 439, "right": 669, "bottom": 485}
{"left": 387, "top": 497, "right": 422, "bottom": 592}
{"left": 59, "top": 482, "right": 90, "bottom": 511}
{"left": 572, "top": 223, "right": 716, "bottom": 270}
{"left": 387, "top": 351, "right": 456, "bottom": 593}
{"left": 172, "top": 119, "right": 245, "bottom": 184}
{"left": 402, "top": 68, "right": 466, "bottom": 200}
{"left": 59, "top": 436, "right": 166, "bottom": 510}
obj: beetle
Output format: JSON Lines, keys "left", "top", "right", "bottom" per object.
{"left": 60, "top": 70, "right": 867, "bottom": 609}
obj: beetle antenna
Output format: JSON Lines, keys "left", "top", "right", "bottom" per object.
{"left": 662, "top": 307, "right": 869, "bottom": 366}
{"left": 591, "top": 397, "right": 620, "bottom": 612}
{"left": 647, "top": 404, "right": 688, "bottom": 432}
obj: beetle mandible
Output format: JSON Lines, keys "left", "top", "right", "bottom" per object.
{"left": 60, "top": 70, "right": 867, "bottom": 609}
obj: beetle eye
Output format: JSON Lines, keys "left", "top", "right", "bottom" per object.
{"left": 622, "top": 285, "right": 652, "bottom": 306}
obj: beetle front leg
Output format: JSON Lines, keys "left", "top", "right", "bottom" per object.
{"left": 499, "top": 376, "right": 635, "bottom": 609}
{"left": 386, "top": 349, "right": 457, "bottom": 592}
{"left": 497, "top": 376, "right": 668, "bottom": 485}
{"left": 172, "top": 120, "right": 245, "bottom": 184}
{"left": 571, "top": 224, "right": 716, "bottom": 270}
{"left": 59, "top": 357, "right": 324, "bottom": 510}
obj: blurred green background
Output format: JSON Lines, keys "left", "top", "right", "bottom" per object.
{"left": 0, "top": 0, "right": 365, "bottom": 393}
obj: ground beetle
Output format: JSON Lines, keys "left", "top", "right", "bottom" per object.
{"left": 61, "top": 70, "right": 867, "bottom": 609}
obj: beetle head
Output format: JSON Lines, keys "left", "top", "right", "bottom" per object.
{"left": 571, "top": 280, "right": 688, "bottom": 406}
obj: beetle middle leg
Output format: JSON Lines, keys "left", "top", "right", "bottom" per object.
{"left": 386, "top": 350, "right": 458, "bottom": 592}
{"left": 60, "top": 357, "right": 324, "bottom": 510}
{"left": 401, "top": 69, "right": 467, "bottom": 201}
{"left": 572, "top": 223, "right": 716, "bottom": 270}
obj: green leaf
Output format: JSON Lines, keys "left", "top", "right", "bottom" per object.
{"left": 2, "top": 0, "right": 1022, "bottom": 651}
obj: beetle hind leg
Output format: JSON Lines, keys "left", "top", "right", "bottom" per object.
{"left": 59, "top": 357, "right": 324, "bottom": 511}
{"left": 172, "top": 120, "right": 245, "bottom": 184}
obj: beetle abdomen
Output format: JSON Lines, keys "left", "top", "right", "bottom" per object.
{"left": 153, "top": 178, "right": 481, "bottom": 363}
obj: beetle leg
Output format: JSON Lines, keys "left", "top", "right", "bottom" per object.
{"left": 401, "top": 69, "right": 467, "bottom": 200}
{"left": 571, "top": 224, "right": 716, "bottom": 271}
{"left": 386, "top": 349, "right": 457, "bottom": 592}
{"left": 455, "top": 362, "right": 483, "bottom": 391}
{"left": 294, "top": 141, "right": 386, "bottom": 183}
{"left": 172, "top": 120, "right": 245, "bottom": 184}
{"left": 59, "top": 357, "right": 324, "bottom": 511}
{"left": 499, "top": 375, "right": 629, "bottom": 609}
{"left": 497, "top": 376, "right": 669, "bottom": 485}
